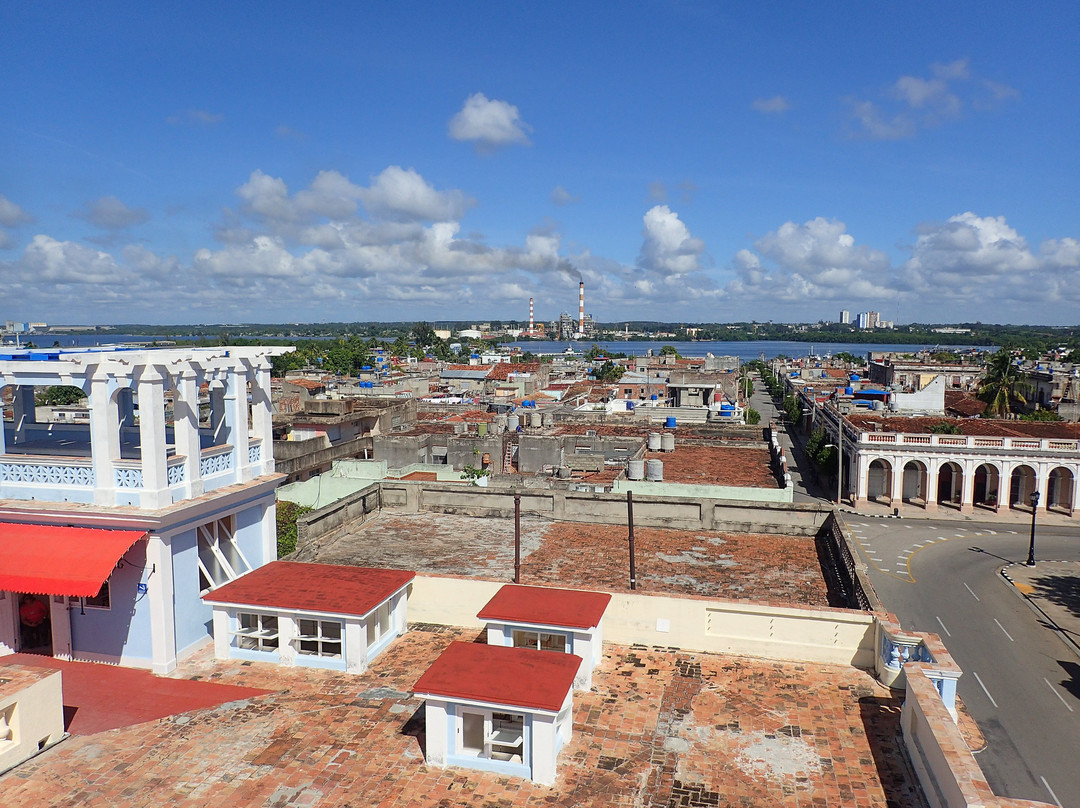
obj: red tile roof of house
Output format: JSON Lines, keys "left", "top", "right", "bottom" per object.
{"left": 284, "top": 379, "right": 327, "bottom": 391}
{"left": 944, "top": 391, "right": 989, "bottom": 417}
{"left": 443, "top": 364, "right": 493, "bottom": 372}
{"left": 847, "top": 414, "right": 1080, "bottom": 439}
{"left": 412, "top": 642, "right": 579, "bottom": 712}
{"left": 486, "top": 362, "right": 541, "bottom": 381}
{"left": 477, "top": 584, "right": 611, "bottom": 629}
{"left": 202, "top": 561, "right": 414, "bottom": 617}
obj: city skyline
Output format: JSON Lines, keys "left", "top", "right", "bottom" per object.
{"left": 1, "top": 3, "right": 1078, "bottom": 326}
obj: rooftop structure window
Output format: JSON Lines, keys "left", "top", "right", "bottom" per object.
{"left": 233, "top": 612, "right": 279, "bottom": 652}
{"left": 198, "top": 516, "right": 250, "bottom": 595}
{"left": 295, "top": 618, "right": 342, "bottom": 659}
{"left": 512, "top": 629, "right": 567, "bottom": 653}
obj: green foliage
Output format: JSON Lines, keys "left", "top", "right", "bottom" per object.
{"left": 36, "top": 385, "right": 85, "bottom": 406}
{"left": 1020, "top": 409, "right": 1063, "bottom": 421}
{"left": 978, "top": 350, "right": 1030, "bottom": 417}
{"left": 833, "top": 351, "right": 861, "bottom": 365}
{"left": 659, "top": 345, "right": 681, "bottom": 357}
{"left": 460, "top": 465, "right": 491, "bottom": 480}
{"left": 275, "top": 500, "right": 312, "bottom": 558}
{"left": 929, "top": 421, "right": 963, "bottom": 434}
{"left": 783, "top": 394, "right": 802, "bottom": 424}
{"left": 804, "top": 427, "right": 838, "bottom": 474}
{"left": 594, "top": 360, "right": 624, "bottom": 383}
{"left": 1064, "top": 348, "right": 1080, "bottom": 364}
{"left": 930, "top": 351, "right": 961, "bottom": 363}
{"left": 744, "top": 407, "right": 761, "bottom": 425}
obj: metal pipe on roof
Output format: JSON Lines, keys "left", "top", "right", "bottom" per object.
{"left": 627, "top": 490, "right": 636, "bottom": 590}
{"left": 514, "top": 493, "right": 521, "bottom": 584}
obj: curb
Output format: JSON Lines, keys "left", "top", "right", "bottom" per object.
{"left": 840, "top": 508, "right": 902, "bottom": 519}
{"left": 999, "top": 561, "right": 1080, "bottom": 660}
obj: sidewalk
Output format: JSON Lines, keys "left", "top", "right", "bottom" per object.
{"left": 1001, "top": 560, "right": 1080, "bottom": 659}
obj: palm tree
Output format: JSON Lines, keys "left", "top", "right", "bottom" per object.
{"left": 978, "top": 350, "right": 1030, "bottom": 417}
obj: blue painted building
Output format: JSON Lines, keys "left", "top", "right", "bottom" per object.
{"left": 0, "top": 346, "right": 291, "bottom": 673}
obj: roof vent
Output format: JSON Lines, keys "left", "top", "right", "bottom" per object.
{"left": 585, "top": 429, "right": 597, "bottom": 437}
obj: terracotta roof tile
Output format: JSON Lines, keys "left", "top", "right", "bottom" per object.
{"left": 486, "top": 362, "right": 541, "bottom": 380}
{"left": 477, "top": 584, "right": 611, "bottom": 629}
{"left": 202, "top": 561, "right": 414, "bottom": 617}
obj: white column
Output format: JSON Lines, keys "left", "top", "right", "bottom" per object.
{"left": 345, "top": 620, "right": 365, "bottom": 673}
{"left": 278, "top": 614, "right": 297, "bottom": 667}
{"left": 249, "top": 360, "right": 276, "bottom": 477}
{"left": 1035, "top": 461, "right": 1049, "bottom": 513}
{"left": 424, "top": 701, "right": 449, "bottom": 766}
{"left": 855, "top": 454, "right": 869, "bottom": 502}
{"left": 960, "top": 459, "right": 976, "bottom": 514}
{"left": 925, "top": 459, "right": 939, "bottom": 509}
{"left": 138, "top": 366, "right": 170, "bottom": 508}
{"left": 260, "top": 499, "right": 277, "bottom": 564}
{"left": 147, "top": 534, "right": 177, "bottom": 674}
{"left": 530, "top": 714, "right": 557, "bottom": 785}
{"left": 212, "top": 608, "right": 231, "bottom": 661}
{"left": 12, "top": 384, "right": 36, "bottom": 444}
{"left": 224, "top": 368, "right": 248, "bottom": 476}
{"left": 173, "top": 369, "right": 204, "bottom": 499}
{"left": 89, "top": 375, "right": 120, "bottom": 506}
{"left": 890, "top": 457, "right": 904, "bottom": 504}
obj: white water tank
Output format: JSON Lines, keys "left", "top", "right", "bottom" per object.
{"left": 645, "top": 459, "right": 663, "bottom": 481}
{"left": 627, "top": 459, "right": 645, "bottom": 480}
{"left": 494, "top": 415, "right": 508, "bottom": 433}
{"left": 661, "top": 432, "right": 675, "bottom": 452}
{"left": 648, "top": 432, "right": 662, "bottom": 451}
{"left": 530, "top": 411, "right": 543, "bottom": 428}
{"left": 508, "top": 415, "right": 520, "bottom": 431}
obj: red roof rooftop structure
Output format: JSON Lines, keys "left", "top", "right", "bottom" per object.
{"left": 202, "top": 561, "right": 414, "bottom": 617}
{"left": 413, "top": 642, "right": 580, "bottom": 712}
{"left": 477, "top": 584, "right": 611, "bottom": 629}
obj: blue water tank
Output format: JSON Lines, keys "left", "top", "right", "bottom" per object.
{"left": 665, "top": 416, "right": 677, "bottom": 429}
{"left": 845, "top": 386, "right": 854, "bottom": 395}
{"left": 850, "top": 374, "right": 860, "bottom": 381}
{"left": 626, "top": 401, "right": 635, "bottom": 410}
{"left": 362, "top": 365, "right": 372, "bottom": 371}
{"left": 651, "top": 394, "right": 658, "bottom": 400}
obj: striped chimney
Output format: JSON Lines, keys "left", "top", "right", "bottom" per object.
{"left": 529, "top": 297, "right": 534, "bottom": 331}
{"left": 578, "top": 281, "right": 585, "bottom": 335}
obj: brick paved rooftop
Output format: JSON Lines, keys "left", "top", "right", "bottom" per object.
{"left": 647, "top": 444, "right": 776, "bottom": 488}
{"left": 300, "top": 511, "right": 832, "bottom": 607}
{"left": 1, "top": 628, "right": 927, "bottom": 807}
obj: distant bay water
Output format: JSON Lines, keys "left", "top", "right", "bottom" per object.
{"left": 507, "top": 340, "right": 994, "bottom": 362}
{"left": 9, "top": 334, "right": 993, "bottom": 362}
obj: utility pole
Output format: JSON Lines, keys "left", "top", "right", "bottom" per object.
{"left": 627, "top": 491, "right": 637, "bottom": 590}
{"left": 514, "top": 494, "right": 521, "bottom": 584}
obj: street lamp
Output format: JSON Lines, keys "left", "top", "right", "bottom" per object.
{"left": 1026, "top": 490, "right": 1040, "bottom": 567}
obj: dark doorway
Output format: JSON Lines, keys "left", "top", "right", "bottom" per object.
{"left": 17, "top": 593, "right": 53, "bottom": 655}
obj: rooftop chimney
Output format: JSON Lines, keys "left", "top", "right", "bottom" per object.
{"left": 529, "top": 297, "right": 534, "bottom": 332}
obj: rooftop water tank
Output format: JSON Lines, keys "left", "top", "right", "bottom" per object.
{"left": 627, "top": 459, "right": 645, "bottom": 480}
{"left": 530, "top": 411, "right": 542, "bottom": 428}
{"left": 645, "top": 459, "right": 663, "bottom": 481}
{"left": 648, "top": 432, "right": 662, "bottom": 451}
{"left": 507, "top": 415, "right": 520, "bottom": 431}
{"left": 665, "top": 416, "right": 677, "bottom": 429}
{"left": 661, "top": 432, "right": 675, "bottom": 452}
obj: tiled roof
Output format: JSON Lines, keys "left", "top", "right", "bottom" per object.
{"left": 848, "top": 414, "right": 1080, "bottom": 439}
{"left": 443, "top": 364, "right": 492, "bottom": 372}
{"left": 202, "top": 561, "right": 414, "bottom": 617}
{"left": 477, "top": 584, "right": 611, "bottom": 629}
{"left": 646, "top": 446, "right": 776, "bottom": 488}
{"left": 486, "top": 362, "right": 540, "bottom": 381}
{"left": 284, "top": 379, "right": 326, "bottom": 391}
{"left": 412, "top": 642, "right": 579, "bottom": 712}
{"left": 944, "top": 391, "right": 989, "bottom": 417}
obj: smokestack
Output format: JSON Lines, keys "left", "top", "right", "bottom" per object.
{"left": 579, "top": 281, "right": 585, "bottom": 336}
{"left": 529, "top": 297, "right": 534, "bottom": 332}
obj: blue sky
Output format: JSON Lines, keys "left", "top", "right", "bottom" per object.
{"left": 1, "top": 2, "right": 1078, "bottom": 326}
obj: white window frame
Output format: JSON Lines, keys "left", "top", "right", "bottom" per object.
{"left": 198, "top": 516, "right": 251, "bottom": 595}
{"left": 294, "top": 617, "right": 343, "bottom": 659}
{"left": 232, "top": 611, "right": 279, "bottom": 652}
{"left": 366, "top": 601, "right": 392, "bottom": 650}
{"left": 511, "top": 629, "right": 568, "bottom": 653}
{"left": 458, "top": 709, "right": 525, "bottom": 763}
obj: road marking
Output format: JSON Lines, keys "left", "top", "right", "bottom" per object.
{"left": 963, "top": 582, "right": 980, "bottom": 601}
{"left": 1041, "top": 776, "right": 1063, "bottom": 807}
{"left": 993, "top": 619, "right": 1014, "bottom": 642}
{"left": 1007, "top": 530, "right": 1018, "bottom": 535}
{"left": 1043, "top": 678, "right": 1074, "bottom": 713}
{"left": 973, "top": 532, "right": 983, "bottom": 536}
{"left": 870, "top": 558, "right": 883, "bottom": 562}
{"left": 935, "top": 616, "right": 951, "bottom": 637}
{"left": 904, "top": 524, "right": 912, "bottom": 529}
{"left": 901, "top": 549, "right": 913, "bottom": 556}
{"left": 972, "top": 671, "right": 998, "bottom": 708}
{"left": 953, "top": 533, "right": 966, "bottom": 537}
{"left": 913, "top": 543, "right": 925, "bottom": 547}
{"left": 938, "top": 536, "right": 947, "bottom": 541}
{"left": 986, "top": 530, "right": 996, "bottom": 535}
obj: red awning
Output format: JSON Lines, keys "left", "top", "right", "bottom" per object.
{"left": 0, "top": 523, "right": 147, "bottom": 597}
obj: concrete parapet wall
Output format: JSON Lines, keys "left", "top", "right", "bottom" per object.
{"left": 0, "top": 666, "right": 66, "bottom": 775}
{"left": 901, "top": 666, "right": 1054, "bottom": 808}
{"left": 406, "top": 574, "right": 876, "bottom": 667}
{"left": 294, "top": 482, "right": 382, "bottom": 557}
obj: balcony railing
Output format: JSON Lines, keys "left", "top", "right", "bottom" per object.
{"left": 857, "top": 433, "right": 1079, "bottom": 453}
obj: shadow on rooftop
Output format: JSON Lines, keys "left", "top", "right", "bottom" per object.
{"left": 859, "top": 694, "right": 930, "bottom": 808}
{"left": 400, "top": 703, "right": 427, "bottom": 757}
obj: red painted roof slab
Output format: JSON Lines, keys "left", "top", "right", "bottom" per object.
{"left": 202, "top": 561, "right": 414, "bottom": 617}
{"left": 0, "top": 523, "right": 146, "bottom": 597}
{"left": 477, "top": 584, "right": 611, "bottom": 629}
{"left": 413, "top": 642, "right": 579, "bottom": 712}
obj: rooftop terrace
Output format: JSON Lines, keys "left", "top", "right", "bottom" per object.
{"left": 1, "top": 629, "right": 929, "bottom": 807}
{"left": 298, "top": 511, "right": 833, "bottom": 607}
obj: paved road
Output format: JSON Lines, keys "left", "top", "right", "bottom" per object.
{"left": 849, "top": 517, "right": 1080, "bottom": 807}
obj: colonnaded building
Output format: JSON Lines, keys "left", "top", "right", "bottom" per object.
{"left": 0, "top": 345, "right": 290, "bottom": 672}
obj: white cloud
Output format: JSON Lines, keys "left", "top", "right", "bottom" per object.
{"left": 549, "top": 185, "right": 579, "bottom": 206}
{"left": 20, "top": 235, "right": 128, "bottom": 284}
{"left": 726, "top": 217, "right": 894, "bottom": 302}
{"left": 848, "top": 59, "right": 1013, "bottom": 140}
{"left": 357, "top": 166, "right": 474, "bottom": 222}
{"left": 74, "top": 196, "right": 150, "bottom": 230}
{"left": 166, "top": 108, "right": 224, "bottom": 126}
{"left": 0, "top": 194, "right": 33, "bottom": 227}
{"left": 751, "top": 95, "right": 790, "bottom": 114}
{"left": 638, "top": 205, "right": 706, "bottom": 277}
{"left": 448, "top": 93, "right": 532, "bottom": 152}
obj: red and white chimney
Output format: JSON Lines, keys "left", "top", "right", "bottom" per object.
{"left": 578, "top": 282, "right": 585, "bottom": 335}
{"left": 529, "top": 297, "right": 534, "bottom": 332}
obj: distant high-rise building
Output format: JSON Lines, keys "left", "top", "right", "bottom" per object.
{"left": 856, "top": 311, "right": 880, "bottom": 329}
{"left": 839, "top": 310, "right": 850, "bottom": 325}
